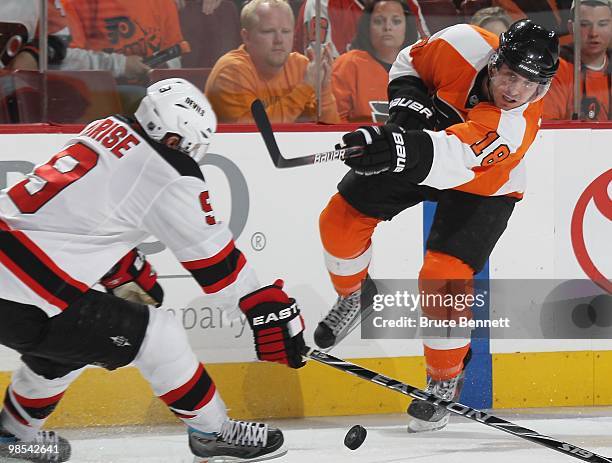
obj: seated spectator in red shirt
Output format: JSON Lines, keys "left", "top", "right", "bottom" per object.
{"left": 470, "top": 6, "right": 512, "bottom": 35}
{"left": 294, "top": 0, "right": 429, "bottom": 57}
{"left": 331, "top": 0, "right": 418, "bottom": 122}
{"left": 544, "top": 0, "right": 612, "bottom": 120}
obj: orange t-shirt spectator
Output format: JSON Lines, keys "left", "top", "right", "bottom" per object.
{"left": 205, "top": 0, "right": 339, "bottom": 123}
{"left": 331, "top": 0, "right": 419, "bottom": 122}
{"left": 63, "top": 0, "right": 184, "bottom": 63}
{"left": 544, "top": 0, "right": 612, "bottom": 120}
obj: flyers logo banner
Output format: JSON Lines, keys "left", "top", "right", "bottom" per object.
{"left": 570, "top": 169, "right": 612, "bottom": 293}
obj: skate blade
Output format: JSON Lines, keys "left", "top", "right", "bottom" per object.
{"left": 192, "top": 446, "right": 287, "bottom": 463}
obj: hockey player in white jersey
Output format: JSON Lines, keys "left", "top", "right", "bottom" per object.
{"left": 0, "top": 78, "right": 306, "bottom": 462}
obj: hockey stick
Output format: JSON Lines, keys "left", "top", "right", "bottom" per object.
{"left": 250, "top": 99, "right": 364, "bottom": 168}
{"left": 144, "top": 41, "right": 191, "bottom": 67}
{"left": 304, "top": 347, "right": 612, "bottom": 463}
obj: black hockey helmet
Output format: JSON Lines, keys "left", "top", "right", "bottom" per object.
{"left": 491, "top": 19, "right": 559, "bottom": 84}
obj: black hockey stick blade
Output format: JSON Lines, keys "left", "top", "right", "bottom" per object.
{"left": 250, "top": 99, "right": 363, "bottom": 168}
{"left": 303, "top": 346, "right": 612, "bottom": 463}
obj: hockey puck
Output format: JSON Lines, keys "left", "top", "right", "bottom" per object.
{"left": 344, "top": 424, "right": 367, "bottom": 450}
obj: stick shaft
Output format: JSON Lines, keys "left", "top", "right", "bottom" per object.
{"left": 305, "top": 348, "right": 612, "bottom": 463}
{"left": 251, "top": 99, "right": 363, "bottom": 168}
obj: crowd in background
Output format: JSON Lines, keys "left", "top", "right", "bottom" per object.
{"left": 0, "top": 0, "right": 610, "bottom": 124}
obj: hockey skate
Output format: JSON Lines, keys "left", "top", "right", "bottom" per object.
{"left": 314, "top": 275, "right": 377, "bottom": 349}
{"left": 189, "top": 419, "right": 286, "bottom": 462}
{"left": 0, "top": 427, "right": 71, "bottom": 462}
{"left": 407, "top": 350, "right": 471, "bottom": 433}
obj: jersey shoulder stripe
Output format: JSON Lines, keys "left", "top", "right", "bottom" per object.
{"left": 429, "top": 24, "right": 497, "bottom": 72}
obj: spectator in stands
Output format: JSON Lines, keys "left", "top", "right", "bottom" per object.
{"left": 178, "top": 0, "right": 242, "bottom": 68}
{"left": 61, "top": 0, "right": 185, "bottom": 81}
{"left": 294, "top": 0, "right": 429, "bottom": 58}
{"left": 331, "top": 0, "right": 417, "bottom": 122}
{"left": 470, "top": 6, "right": 512, "bottom": 35}
{"left": 2, "top": 0, "right": 151, "bottom": 81}
{"left": 205, "top": 0, "right": 339, "bottom": 123}
{"left": 544, "top": 0, "right": 612, "bottom": 120}
{"left": 493, "top": 0, "right": 572, "bottom": 43}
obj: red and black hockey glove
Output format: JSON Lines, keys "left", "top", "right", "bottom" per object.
{"left": 239, "top": 280, "right": 306, "bottom": 369}
{"left": 100, "top": 248, "right": 164, "bottom": 307}
{"left": 339, "top": 123, "right": 416, "bottom": 176}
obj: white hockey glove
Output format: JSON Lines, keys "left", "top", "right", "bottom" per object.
{"left": 100, "top": 248, "right": 164, "bottom": 307}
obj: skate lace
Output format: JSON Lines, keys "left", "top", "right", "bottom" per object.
{"left": 33, "top": 431, "right": 59, "bottom": 446}
{"left": 323, "top": 290, "right": 361, "bottom": 335}
{"left": 427, "top": 376, "right": 461, "bottom": 401}
{"left": 0, "top": 429, "right": 59, "bottom": 445}
{"left": 219, "top": 420, "right": 268, "bottom": 447}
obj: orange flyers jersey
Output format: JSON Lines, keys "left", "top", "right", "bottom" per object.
{"left": 543, "top": 56, "right": 611, "bottom": 121}
{"left": 390, "top": 24, "right": 544, "bottom": 198}
{"left": 63, "top": 0, "right": 183, "bottom": 57}
{"left": 331, "top": 50, "right": 390, "bottom": 123}
{"left": 46, "top": 0, "right": 70, "bottom": 35}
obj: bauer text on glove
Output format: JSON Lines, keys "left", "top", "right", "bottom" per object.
{"left": 341, "top": 123, "right": 416, "bottom": 175}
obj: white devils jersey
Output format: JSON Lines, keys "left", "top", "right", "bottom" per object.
{"left": 0, "top": 116, "right": 258, "bottom": 317}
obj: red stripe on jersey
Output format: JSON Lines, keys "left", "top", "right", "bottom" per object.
{"left": 0, "top": 250, "right": 68, "bottom": 310}
{"left": 12, "top": 391, "right": 65, "bottom": 408}
{"left": 192, "top": 382, "right": 217, "bottom": 411}
{"left": 160, "top": 363, "right": 204, "bottom": 405}
{"left": 200, "top": 253, "right": 246, "bottom": 293}
{"left": 182, "top": 241, "right": 236, "bottom": 270}
{"left": 173, "top": 411, "right": 197, "bottom": 419}
{"left": 0, "top": 219, "right": 89, "bottom": 292}
{"left": 4, "top": 400, "right": 30, "bottom": 426}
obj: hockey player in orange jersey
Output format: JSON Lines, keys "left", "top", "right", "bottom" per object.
{"left": 0, "top": 79, "right": 305, "bottom": 462}
{"left": 315, "top": 20, "right": 559, "bottom": 432}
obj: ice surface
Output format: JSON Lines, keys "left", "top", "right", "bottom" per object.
{"left": 62, "top": 408, "right": 612, "bottom": 463}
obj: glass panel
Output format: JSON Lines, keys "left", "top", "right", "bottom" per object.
{"left": 511, "top": 1, "right": 611, "bottom": 122}
{"left": 319, "top": 0, "right": 439, "bottom": 124}
{"left": 1, "top": 1, "right": 609, "bottom": 125}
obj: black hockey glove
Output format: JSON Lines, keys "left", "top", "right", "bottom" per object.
{"left": 388, "top": 76, "right": 436, "bottom": 131}
{"left": 239, "top": 280, "right": 306, "bottom": 369}
{"left": 100, "top": 248, "right": 164, "bottom": 307}
{"left": 340, "top": 123, "right": 415, "bottom": 176}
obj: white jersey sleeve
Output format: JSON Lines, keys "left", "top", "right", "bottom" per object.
{"left": 138, "top": 162, "right": 259, "bottom": 315}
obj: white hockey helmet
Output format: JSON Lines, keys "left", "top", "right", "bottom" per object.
{"left": 135, "top": 78, "right": 217, "bottom": 163}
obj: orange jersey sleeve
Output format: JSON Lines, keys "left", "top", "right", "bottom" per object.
{"left": 391, "top": 24, "right": 499, "bottom": 121}
{"left": 205, "top": 46, "right": 339, "bottom": 124}
{"left": 331, "top": 50, "right": 389, "bottom": 123}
